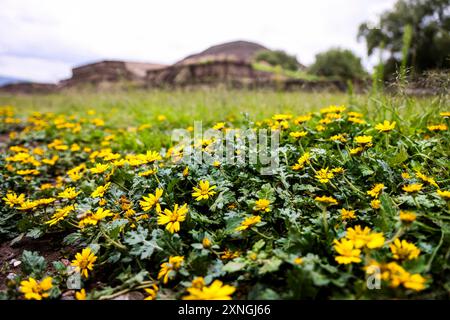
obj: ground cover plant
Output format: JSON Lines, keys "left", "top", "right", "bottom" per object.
{"left": 0, "top": 90, "right": 449, "bottom": 300}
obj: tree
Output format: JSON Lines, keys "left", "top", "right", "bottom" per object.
{"left": 308, "top": 48, "right": 367, "bottom": 81}
{"left": 358, "top": 0, "right": 450, "bottom": 78}
{"left": 254, "top": 50, "right": 301, "bottom": 71}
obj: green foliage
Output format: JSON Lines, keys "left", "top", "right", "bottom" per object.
{"left": 308, "top": 48, "right": 367, "bottom": 81}
{"left": 21, "top": 251, "right": 47, "bottom": 278}
{"left": 254, "top": 50, "right": 301, "bottom": 71}
{"left": 0, "top": 91, "right": 448, "bottom": 300}
{"left": 358, "top": 0, "right": 450, "bottom": 77}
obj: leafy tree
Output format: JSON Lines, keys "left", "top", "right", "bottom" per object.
{"left": 308, "top": 48, "right": 367, "bottom": 81}
{"left": 254, "top": 50, "right": 301, "bottom": 71}
{"left": 358, "top": 0, "right": 450, "bottom": 78}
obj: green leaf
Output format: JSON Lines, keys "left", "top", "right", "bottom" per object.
{"left": 21, "top": 250, "right": 47, "bottom": 277}
{"left": 222, "top": 261, "right": 246, "bottom": 273}
{"left": 124, "top": 226, "right": 162, "bottom": 259}
{"left": 259, "top": 257, "right": 282, "bottom": 274}
{"left": 388, "top": 145, "right": 409, "bottom": 166}
{"left": 26, "top": 228, "right": 43, "bottom": 239}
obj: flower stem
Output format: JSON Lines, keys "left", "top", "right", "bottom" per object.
{"left": 321, "top": 206, "right": 329, "bottom": 235}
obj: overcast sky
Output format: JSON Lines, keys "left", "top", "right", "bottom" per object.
{"left": 0, "top": 0, "right": 397, "bottom": 83}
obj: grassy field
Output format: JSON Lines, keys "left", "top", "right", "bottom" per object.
{"left": 1, "top": 89, "right": 447, "bottom": 125}
{"left": 1, "top": 89, "right": 449, "bottom": 300}
{"left": 0, "top": 89, "right": 447, "bottom": 150}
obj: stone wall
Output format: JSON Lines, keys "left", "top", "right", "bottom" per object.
{"left": 146, "top": 60, "right": 275, "bottom": 87}
{"left": 0, "top": 82, "right": 58, "bottom": 94}
{"left": 60, "top": 61, "right": 166, "bottom": 88}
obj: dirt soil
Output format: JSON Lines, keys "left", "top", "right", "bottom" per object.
{"left": 0, "top": 234, "right": 76, "bottom": 290}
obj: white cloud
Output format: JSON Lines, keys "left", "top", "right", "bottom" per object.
{"left": 0, "top": 0, "right": 397, "bottom": 82}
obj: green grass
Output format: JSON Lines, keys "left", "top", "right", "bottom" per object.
{"left": 0, "top": 89, "right": 447, "bottom": 152}
{"left": 252, "top": 62, "right": 321, "bottom": 81}
{"left": 0, "top": 89, "right": 446, "bottom": 127}
{"left": 1, "top": 88, "right": 449, "bottom": 299}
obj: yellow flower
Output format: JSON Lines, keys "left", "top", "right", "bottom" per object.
{"left": 316, "top": 124, "right": 326, "bottom": 132}
{"left": 293, "top": 257, "right": 303, "bottom": 265}
{"left": 355, "top": 135, "right": 373, "bottom": 145}
{"left": 375, "top": 120, "right": 396, "bottom": 132}
{"left": 146, "top": 150, "right": 162, "bottom": 163}
{"left": 42, "top": 155, "right": 59, "bottom": 166}
{"left": 157, "top": 114, "right": 167, "bottom": 121}
{"left": 67, "top": 164, "right": 86, "bottom": 181}
{"left": 75, "top": 289, "right": 86, "bottom": 300}
{"left": 91, "top": 182, "right": 111, "bottom": 198}
{"left": 20, "top": 276, "right": 53, "bottom": 300}
{"left": 402, "top": 183, "right": 423, "bottom": 193}
{"left": 272, "top": 114, "right": 293, "bottom": 121}
{"left": 294, "top": 114, "right": 312, "bottom": 124}
{"left": 427, "top": 124, "right": 448, "bottom": 131}
{"left": 437, "top": 189, "right": 450, "bottom": 200}
{"left": 157, "top": 204, "right": 188, "bottom": 233}
{"left": 349, "top": 147, "right": 363, "bottom": 155}
{"left": 144, "top": 284, "right": 159, "bottom": 300}
{"left": 399, "top": 211, "right": 416, "bottom": 223}
{"left": 17, "top": 169, "right": 40, "bottom": 175}
{"left": 367, "top": 183, "right": 384, "bottom": 198}
{"left": 58, "top": 187, "right": 81, "bottom": 200}
{"left": 235, "top": 215, "right": 262, "bottom": 231}
{"left": 329, "top": 134, "right": 347, "bottom": 142}
{"left": 192, "top": 180, "right": 217, "bottom": 201}
{"left": 221, "top": 249, "right": 240, "bottom": 260}
{"left": 37, "top": 198, "right": 56, "bottom": 205}
{"left": 139, "top": 188, "right": 163, "bottom": 211}
{"left": 3, "top": 192, "right": 25, "bottom": 207}
{"left": 346, "top": 225, "right": 385, "bottom": 249}
{"left": 401, "top": 172, "right": 411, "bottom": 179}
{"left": 213, "top": 122, "right": 226, "bottom": 130}
{"left": 45, "top": 205, "right": 75, "bottom": 226}
{"left": 253, "top": 199, "right": 271, "bottom": 212}
{"left": 78, "top": 208, "right": 113, "bottom": 227}
{"left": 314, "top": 168, "right": 335, "bottom": 183}
{"left": 415, "top": 171, "right": 438, "bottom": 187}
{"left": 390, "top": 239, "right": 421, "bottom": 260}
{"left": 202, "top": 237, "right": 212, "bottom": 248}
{"left": 331, "top": 167, "right": 344, "bottom": 174}
{"left": 182, "top": 166, "right": 189, "bottom": 176}
{"left": 333, "top": 238, "right": 362, "bottom": 264}
{"left": 289, "top": 131, "right": 308, "bottom": 139}
{"left": 139, "top": 169, "right": 157, "bottom": 177}
{"left": 183, "top": 280, "right": 236, "bottom": 300}
{"left": 71, "top": 144, "right": 81, "bottom": 152}
{"left": 403, "top": 273, "right": 426, "bottom": 291}
{"left": 71, "top": 247, "right": 97, "bottom": 278}
{"left": 18, "top": 200, "right": 40, "bottom": 211}
{"left": 348, "top": 117, "right": 366, "bottom": 124}
{"left": 384, "top": 262, "right": 426, "bottom": 291}
{"left": 157, "top": 256, "right": 184, "bottom": 284}
{"left": 370, "top": 199, "right": 381, "bottom": 209}
{"left": 341, "top": 208, "right": 356, "bottom": 220}
{"left": 91, "top": 118, "right": 104, "bottom": 126}
{"left": 291, "top": 152, "right": 310, "bottom": 170}
{"left": 347, "top": 111, "right": 363, "bottom": 118}
{"left": 314, "top": 195, "right": 338, "bottom": 206}
{"left": 90, "top": 163, "right": 110, "bottom": 174}
{"left": 320, "top": 105, "right": 346, "bottom": 114}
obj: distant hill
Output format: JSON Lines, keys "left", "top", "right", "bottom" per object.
{"left": 0, "top": 75, "right": 29, "bottom": 86}
{"left": 175, "top": 40, "right": 268, "bottom": 65}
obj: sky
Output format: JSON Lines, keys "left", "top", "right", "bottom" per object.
{"left": 0, "top": 0, "right": 397, "bottom": 83}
